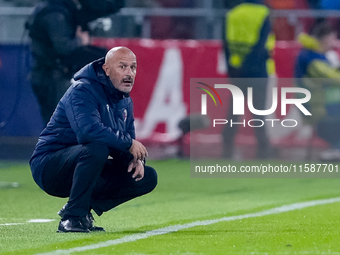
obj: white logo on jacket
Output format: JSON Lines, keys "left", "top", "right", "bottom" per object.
{"left": 123, "top": 109, "right": 127, "bottom": 122}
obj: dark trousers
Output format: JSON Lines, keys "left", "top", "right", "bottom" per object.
{"left": 41, "top": 143, "right": 157, "bottom": 217}
{"left": 222, "top": 78, "right": 270, "bottom": 159}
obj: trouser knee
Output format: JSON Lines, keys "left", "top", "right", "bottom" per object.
{"left": 79, "top": 143, "right": 110, "bottom": 166}
{"left": 143, "top": 166, "right": 158, "bottom": 194}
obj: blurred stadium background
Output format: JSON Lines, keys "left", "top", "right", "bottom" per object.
{"left": 0, "top": 0, "right": 339, "bottom": 161}
{"left": 2, "top": 1, "right": 340, "bottom": 254}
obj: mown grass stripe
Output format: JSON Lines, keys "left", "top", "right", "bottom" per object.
{"left": 35, "top": 197, "right": 340, "bottom": 255}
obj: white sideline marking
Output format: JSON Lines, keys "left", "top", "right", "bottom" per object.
{"left": 36, "top": 197, "right": 340, "bottom": 255}
{"left": 0, "top": 182, "right": 19, "bottom": 188}
{"left": 27, "top": 219, "right": 55, "bottom": 223}
{"left": 0, "top": 219, "right": 55, "bottom": 226}
{"left": 0, "top": 223, "right": 24, "bottom": 226}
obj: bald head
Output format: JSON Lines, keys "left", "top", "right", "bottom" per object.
{"left": 102, "top": 46, "right": 137, "bottom": 93}
{"left": 104, "top": 46, "right": 136, "bottom": 65}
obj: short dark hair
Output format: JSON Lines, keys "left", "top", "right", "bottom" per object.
{"left": 311, "top": 22, "right": 336, "bottom": 40}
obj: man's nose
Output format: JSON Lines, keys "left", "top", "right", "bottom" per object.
{"left": 125, "top": 67, "right": 134, "bottom": 76}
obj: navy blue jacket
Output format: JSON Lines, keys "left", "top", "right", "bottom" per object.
{"left": 30, "top": 58, "right": 135, "bottom": 190}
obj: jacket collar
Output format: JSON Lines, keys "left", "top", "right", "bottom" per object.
{"left": 106, "top": 78, "right": 130, "bottom": 101}
{"left": 94, "top": 59, "right": 130, "bottom": 102}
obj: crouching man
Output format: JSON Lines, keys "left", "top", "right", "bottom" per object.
{"left": 29, "top": 47, "right": 157, "bottom": 233}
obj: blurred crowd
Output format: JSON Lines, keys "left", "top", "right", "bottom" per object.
{"left": 3, "top": 0, "right": 340, "bottom": 160}
{"left": 3, "top": 0, "right": 340, "bottom": 40}
{"left": 3, "top": 0, "right": 339, "bottom": 9}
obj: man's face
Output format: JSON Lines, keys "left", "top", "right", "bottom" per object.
{"left": 102, "top": 50, "right": 137, "bottom": 93}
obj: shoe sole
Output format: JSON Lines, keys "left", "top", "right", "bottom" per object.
{"left": 89, "top": 227, "right": 105, "bottom": 232}
{"left": 56, "top": 229, "right": 90, "bottom": 233}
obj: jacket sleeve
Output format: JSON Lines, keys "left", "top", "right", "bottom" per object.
{"left": 64, "top": 83, "right": 133, "bottom": 151}
{"left": 307, "top": 59, "right": 340, "bottom": 80}
{"left": 307, "top": 59, "right": 340, "bottom": 89}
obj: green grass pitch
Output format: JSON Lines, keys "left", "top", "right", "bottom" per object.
{"left": 0, "top": 159, "right": 340, "bottom": 254}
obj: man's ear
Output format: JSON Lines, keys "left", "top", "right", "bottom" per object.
{"left": 102, "top": 64, "right": 109, "bottom": 76}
